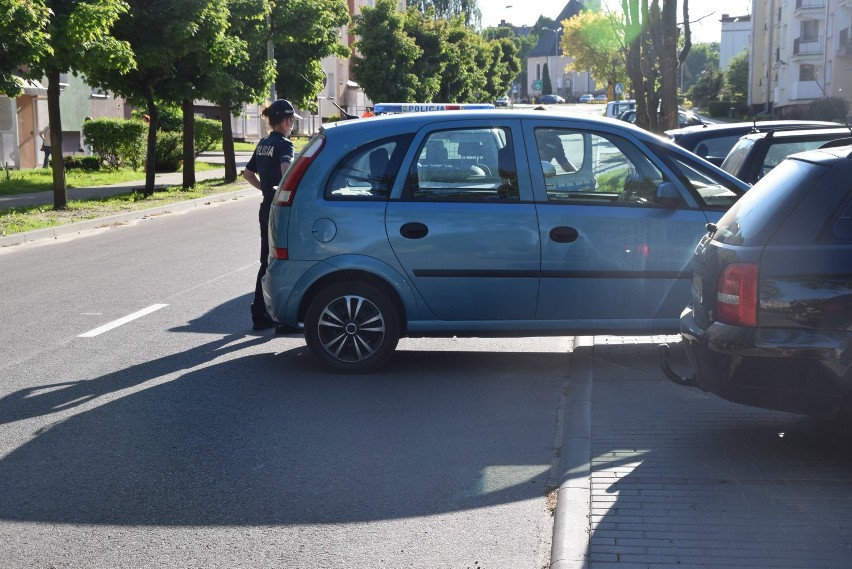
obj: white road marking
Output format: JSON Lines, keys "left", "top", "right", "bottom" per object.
{"left": 78, "top": 304, "right": 169, "bottom": 337}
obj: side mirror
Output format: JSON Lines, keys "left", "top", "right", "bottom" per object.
{"left": 655, "top": 181, "right": 684, "bottom": 206}
{"left": 541, "top": 161, "right": 557, "bottom": 178}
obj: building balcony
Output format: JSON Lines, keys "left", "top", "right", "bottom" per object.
{"left": 795, "top": 0, "right": 826, "bottom": 12}
{"left": 793, "top": 36, "right": 824, "bottom": 57}
{"left": 790, "top": 80, "right": 823, "bottom": 100}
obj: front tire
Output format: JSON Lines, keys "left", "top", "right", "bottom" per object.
{"left": 304, "top": 282, "right": 400, "bottom": 373}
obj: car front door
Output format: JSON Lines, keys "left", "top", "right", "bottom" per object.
{"left": 386, "top": 121, "right": 541, "bottom": 321}
{"left": 524, "top": 121, "right": 740, "bottom": 328}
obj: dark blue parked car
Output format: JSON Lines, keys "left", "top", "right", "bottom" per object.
{"left": 667, "top": 145, "right": 852, "bottom": 418}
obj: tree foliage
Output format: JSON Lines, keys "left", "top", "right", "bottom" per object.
{"left": 25, "top": 0, "right": 135, "bottom": 209}
{"left": 206, "top": 0, "right": 277, "bottom": 183}
{"left": 352, "top": 0, "right": 422, "bottom": 103}
{"left": 681, "top": 42, "right": 718, "bottom": 93}
{"left": 409, "top": 0, "right": 480, "bottom": 27}
{"left": 87, "top": 0, "right": 232, "bottom": 195}
{"left": 0, "top": 0, "right": 52, "bottom": 96}
{"left": 688, "top": 68, "right": 723, "bottom": 107}
{"left": 561, "top": 10, "right": 627, "bottom": 97}
{"left": 352, "top": 0, "right": 517, "bottom": 104}
{"left": 271, "top": 0, "right": 350, "bottom": 109}
{"left": 725, "top": 49, "right": 749, "bottom": 102}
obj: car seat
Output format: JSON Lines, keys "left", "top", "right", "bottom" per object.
{"left": 368, "top": 147, "right": 391, "bottom": 195}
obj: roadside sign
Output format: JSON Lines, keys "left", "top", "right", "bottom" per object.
{"left": 533, "top": 80, "right": 543, "bottom": 91}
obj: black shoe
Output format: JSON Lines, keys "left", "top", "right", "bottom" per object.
{"left": 252, "top": 314, "right": 277, "bottom": 330}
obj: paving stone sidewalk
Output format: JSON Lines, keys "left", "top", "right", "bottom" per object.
{"left": 582, "top": 336, "right": 852, "bottom": 569}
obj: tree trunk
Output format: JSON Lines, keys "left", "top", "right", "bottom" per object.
{"left": 143, "top": 90, "right": 158, "bottom": 197}
{"left": 182, "top": 99, "right": 195, "bottom": 189}
{"left": 658, "top": 0, "right": 680, "bottom": 132}
{"left": 46, "top": 69, "right": 67, "bottom": 210}
{"left": 220, "top": 102, "right": 237, "bottom": 183}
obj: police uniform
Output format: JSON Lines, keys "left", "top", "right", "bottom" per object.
{"left": 245, "top": 121, "right": 295, "bottom": 326}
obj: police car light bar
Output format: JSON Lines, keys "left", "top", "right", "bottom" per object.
{"left": 373, "top": 103, "right": 495, "bottom": 115}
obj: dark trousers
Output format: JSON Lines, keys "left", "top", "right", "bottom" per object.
{"left": 252, "top": 200, "right": 271, "bottom": 319}
{"left": 42, "top": 147, "right": 51, "bottom": 168}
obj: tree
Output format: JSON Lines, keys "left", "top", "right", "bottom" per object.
{"left": 88, "top": 0, "right": 232, "bottom": 196}
{"left": 688, "top": 68, "right": 723, "bottom": 107}
{"left": 409, "top": 0, "right": 481, "bottom": 27}
{"left": 271, "top": 0, "right": 350, "bottom": 109}
{"left": 26, "top": 0, "right": 135, "bottom": 209}
{"left": 542, "top": 62, "right": 553, "bottom": 95}
{"left": 0, "top": 0, "right": 51, "bottom": 97}
{"left": 438, "top": 16, "right": 489, "bottom": 102}
{"left": 622, "top": 0, "right": 691, "bottom": 133}
{"left": 205, "top": 0, "right": 276, "bottom": 183}
{"left": 681, "top": 42, "right": 719, "bottom": 93}
{"left": 352, "top": 0, "right": 422, "bottom": 103}
{"left": 725, "top": 49, "right": 749, "bottom": 102}
{"left": 155, "top": 1, "right": 237, "bottom": 189}
{"left": 561, "top": 10, "right": 627, "bottom": 99}
{"left": 403, "top": 6, "right": 448, "bottom": 102}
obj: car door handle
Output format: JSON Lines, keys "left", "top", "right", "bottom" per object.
{"left": 549, "top": 226, "right": 579, "bottom": 243}
{"left": 400, "top": 222, "right": 429, "bottom": 239}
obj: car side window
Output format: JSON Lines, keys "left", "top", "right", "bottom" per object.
{"left": 824, "top": 198, "right": 852, "bottom": 242}
{"left": 407, "top": 127, "right": 518, "bottom": 201}
{"left": 325, "top": 135, "right": 412, "bottom": 200}
{"left": 536, "top": 128, "right": 668, "bottom": 206}
{"left": 665, "top": 154, "right": 742, "bottom": 208}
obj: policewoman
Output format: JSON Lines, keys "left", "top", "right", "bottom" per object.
{"left": 242, "top": 99, "right": 302, "bottom": 330}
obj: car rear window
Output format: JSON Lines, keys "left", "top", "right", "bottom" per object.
{"left": 720, "top": 137, "right": 756, "bottom": 178}
{"left": 713, "top": 158, "right": 827, "bottom": 246}
{"left": 325, "top": 134, "right": 413, "bottom": 199}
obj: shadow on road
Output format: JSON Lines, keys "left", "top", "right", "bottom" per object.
{"left": 0, "top": 303, "right": 569, "bottom": 526}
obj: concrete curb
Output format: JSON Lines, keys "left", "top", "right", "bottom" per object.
{"left": 551, "top": 335, "right": 594, "bottom": 569}
{"left": 0, "top": 187, "right": 257, "bottom": 249}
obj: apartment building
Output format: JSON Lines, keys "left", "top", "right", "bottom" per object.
{"left": 750, "top": 0, "right": 852, "bottom": 120}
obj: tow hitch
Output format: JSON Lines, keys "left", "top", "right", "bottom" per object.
{"left": 658, "top": 343, "right": 700, "bottom": 388}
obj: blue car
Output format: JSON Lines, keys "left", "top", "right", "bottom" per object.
{"left": 264, "top": 110, "right": 747, "bottom": 371}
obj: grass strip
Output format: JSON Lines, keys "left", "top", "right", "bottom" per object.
{"left": 1, "top": 177, "right": 250, "bottom": 236}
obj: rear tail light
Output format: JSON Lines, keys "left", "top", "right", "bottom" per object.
{"left": 271, "top": 247, "right": 288, "bottom": 260}
{"left": 716, "top": 263, "right": 758, "bottom": 327}
{"left": 274, "top": 136, "right": 325, "bottom": 207}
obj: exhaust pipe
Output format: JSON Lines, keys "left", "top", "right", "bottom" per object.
{"left": 658, "top": 343, "right": 700, "bottom": 388}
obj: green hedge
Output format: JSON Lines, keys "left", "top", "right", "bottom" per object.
{"left": 194, "top": 117, "right": 222, "bottom": 155}
{"left": 155, "top": 131, "right": 183, "bottom": 172}
{"left": 83, "top": 118, "right": 146, "bottom": 169}
{"left": 63, "top": 155, "right": 101, "bottom": 171}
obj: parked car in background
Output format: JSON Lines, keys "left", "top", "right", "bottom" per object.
{"left": 539, "top": 94, "right": 565, "bottom": 104}
{"left": 603, "top": 100, "right": 635, "bottom": 119}
{"left": 619, "top": 109, "right": 704, "bottom": 128}
{"left": 720, "top": 126, "right": 852, "bottom": 184}
{"left": 578, "top": 94, "right": 594, "bottom": 103}
{"left": 665, "top": 145, "right": 852, "bottom": 418}
{"left": 495, "top": 96, "right": 511, "bottom": 108}
{"left": 263, "top": 109, "right": 747, "bottom": 371}
{"left": 594, "top": 94, "right": 608, "bottom": 103}
{"left": 666, "top": 120, "right": 840, "bottom": 166}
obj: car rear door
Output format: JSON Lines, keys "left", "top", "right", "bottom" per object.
{"left": 385, "top": 119, "right": 541, "bottom": 321}
{"left": 523, "top": 118, "right": 742, "bottom": 328}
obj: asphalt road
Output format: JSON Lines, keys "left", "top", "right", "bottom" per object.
{"left": 0, "top": 192, "right": 571, "bottom": 568}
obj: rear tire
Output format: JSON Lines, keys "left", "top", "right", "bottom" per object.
{"left": 304, "top": 281, "right": 400, "bottom": 373}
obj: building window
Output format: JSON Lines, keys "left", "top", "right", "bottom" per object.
{"left": 800, "top": 64, "right": 815, "bottom": 81}
{"left": 801, "top": 20, "right": 819, "bottom": 42}
{"left": 536, "top": 63, "right": 541, "bottom": 81}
